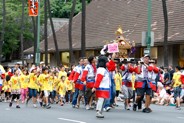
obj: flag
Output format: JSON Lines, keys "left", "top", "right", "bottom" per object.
{"left": 28, "top": 0, "right": 38, "bottom": 16}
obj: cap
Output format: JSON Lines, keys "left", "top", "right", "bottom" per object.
{"left": 143, "top": 54, "right": 150, "bottom": 59}
{"left": 40, "top": 61, "right": 45, "bottom": 65}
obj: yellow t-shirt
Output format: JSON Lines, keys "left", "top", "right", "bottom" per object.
{"left": 57, "top": 82, "right": 66, "bottom": 96}
{"left": 114, "top": 73, "right": 122, "bottom": 91}
{"left": 2, "top": 81, "right": 11, "bottom": 92}
{"left": 38, "top": 74, "right": 45, "bottom": 91}
{"left": 20, "top": 74, "right": 29, "bottom": 89}
{"left": 173, "top": 71, "right": 182, "bottom": 87}
{"left": 53, "top": 76, "right": 60, "bottom": 91}
{"left": 58, "top": 71, "right": 67, "bottom": 79}
{"left": 10, "top": 76, "right": 21, "bottom": 90}
{"left": 131, "top": 74, "right": 136, "bottom": 90}
{"left": 65, "top": 77, "right": 73, "bottom": 91}
{"left": 28, "top": 73, "right": 38, "bottom": 89}
{"left": 42, "top": 74, "right": 52, "bottom": 91}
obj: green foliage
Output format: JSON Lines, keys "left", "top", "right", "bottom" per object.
{"left": 50, "top": 0, "right": 91, "bottom": 18}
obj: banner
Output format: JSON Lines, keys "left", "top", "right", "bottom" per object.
{"left": 108, "top": 43, "right": 119, "bottom": 53}
{"left": 28, "top": 0, "right": 38, "bottom": 16}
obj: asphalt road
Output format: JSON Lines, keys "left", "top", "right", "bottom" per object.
{"left": 0, "top": 102, "right": 184, "bottom": 123}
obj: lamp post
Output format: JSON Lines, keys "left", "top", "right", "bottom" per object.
{"left": 36, "top": 0, "right": 41, "bottom": 66}
{"left": 147, "top": 0, "right": 152, "bottom": 54}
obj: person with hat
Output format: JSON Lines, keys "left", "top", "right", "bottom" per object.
{"left": 92, "top": 55, "right": 110, "bottom": 118}
{"left": 133, "top": 54, "right": 158, "bottom": 113}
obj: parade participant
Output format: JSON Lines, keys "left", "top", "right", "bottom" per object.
{"left": 71, "top": 58, "right": 84, "bottom": 108}
{"left": 58, "top": 65, "right": 67, "bottom": 79}
{"left": 81, "top": 56, "right": 96, "bottom": 110}
{"left": 2, "top": 75, "right": 11, "bottom": 102}
{"left": 42, "top": 67, "right": 52, "bottom": 109}
{"left": 20, "top": 69, "right": 29, "bottom": 103}
{"left": 121, "top": 63, "right": 134, "bottom": 110}
{"left": 65, "top": 73, "right": 73, "bottom": 103}
{"left": 92, "top": 55, "right": 110, "bottom": 118}
{"left": 114, "top": 67, "right": 122, "bottom": 107}
{"left": 9, "top": 69, "right": 21, "bottom": 108}
{"left": 26, "top": 68, "right": 38, "bottom": 108}
{"left": 74, "top": 58, "right": 86, "bottom": 109}
{"left": 57, "top": 76, "right": 67, "bottom": 106}
{"left": 172, "top": 66, "right": 182, "bottom": 110}
{"left": 103, "top": 55, "right": 116, "bottom": 111}
{"left": 133, "top": 54, "right": 155, "bottom": 113}
{"left": 0, "top": 65, "right": 5, "bottom": 102}
{"left": 48, "top": 71, "right": 55, "bottom": 104}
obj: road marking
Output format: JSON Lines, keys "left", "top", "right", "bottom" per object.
{"left": 5, "top": 108, "right": 10, "bottom": 111}
{"left": 58, "top": 118, "right": 86, "bottom": 123}
{"left": 177, "top": 117, "right": 184, "bottom": 119}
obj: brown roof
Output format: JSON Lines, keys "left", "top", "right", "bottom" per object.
{"left": 24, "top": 0, "right": 184, "bottom": 54}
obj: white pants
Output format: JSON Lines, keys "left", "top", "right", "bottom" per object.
{"left": 44, "top": 90, "right": 50, "bottom": 97}
{"left": 96, "top": 98, "right": 105, "bottom": 112}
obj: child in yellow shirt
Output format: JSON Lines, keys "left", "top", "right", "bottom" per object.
{"left": 57, "top": 76, "right": 67, "bottom": 106}
{"left": 9, "top": 69, "right": 21, "bottom": 108}
{"left": 65, "top": 73, "right": 73, "bottom": 103}
{"left": 114, "top": 68, "right": 122, "bottom": 106}
{"left": 20, "top": 69, "right": 29, "bottom": 103}
{"left": 2, "top": 75, "right": 11, "bottom": 102}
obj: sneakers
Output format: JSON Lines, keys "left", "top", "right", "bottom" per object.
{"left": 9, "top": 102, "right": 12, "bottom": 107}
{"left": 33, "top": 104, "right": 37, "bottom": 108}
{"left": 142, "top": 108, "right": 151, "bottom": 113}
{"left": 46, "top": 104, "right": 51, "bottom": 109}
{"left": 96, "top": 111, "right": 104, "bottom": 118}
{"left": 133, "top": 103, "right": 137, "bottom": 111}
{"left": 176, "top": 107, "right": 181, "bottom": 110}
{"left": 86, "top": 105, "right": 90, "bottom": 110}
{"left": 104, "top": 107, "right": 111, "bottom": 112}
{"left": 16, "top": 105, "right": 21, "bottom": 108}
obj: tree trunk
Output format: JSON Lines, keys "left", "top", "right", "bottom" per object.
{"left": 0, "top": 0, "right": 5, "bottom": 63}
{"left": 44, "top": 0, "right": 48, "bottom": 66}
{"left": 20, "top": 0, "right": 25, "bottom": 66}
{"left": 68, "top": 0, "right": 76, "bottom": 64}
{"left": 47, "top": 0, "right": 61, "bottom": 66}
{"left": 81, "top": 0, "right": 86, "bottom": 57}
{"left": 162, "top": 0, "right": 168, "bottom": 67}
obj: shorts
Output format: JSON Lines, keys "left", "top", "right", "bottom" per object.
{"left": 136, "top": 88, "right": 152, "bottom": 96}
{"left": 28, "top": 88, "right": 37, "bottom": 98}
{"left": 44, "top": 90, "right": 50, "bottom": 97}
{"left": 11, "top": 89, "right": 21, "bottom": 95}
{"left": 116, "top": 90, "right": 120, "bottom": 97}
{"left": 173, "top": 86, "right": 182, "bottom": 99}
{"left": 122, "top": 85, "right": 133, "bottom": 99}
{"left": 79, "top": 90, "right": 85, "bottom": 97}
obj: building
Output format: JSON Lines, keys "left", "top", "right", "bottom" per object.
{"left": 24, "top": 0, "right": 184, "bottom": 67}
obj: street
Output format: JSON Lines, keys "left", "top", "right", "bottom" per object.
{"left": 0, "top": 102, "right": 184, "bottom": 123}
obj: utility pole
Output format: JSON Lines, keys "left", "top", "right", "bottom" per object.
{"left": 81, "top": 0, "right": 86, "bottom": 57}
{"left": 0, "top": 0, "right": 5, "bottom": 63}
{"left": 20, "top": 0, "right": 25, "bottom": 66}
{"left": 36, "top": 0, "right": 41, "bottom": 66}
{"left": 44, "top": 0, "right": 48, "bottom": 66}
{"left": 147, "top": 0, "right": 152, "bottom": 55}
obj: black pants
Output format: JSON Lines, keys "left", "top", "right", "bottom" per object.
{"left": 11, "top": 94, "right": 20, "bottom": 102}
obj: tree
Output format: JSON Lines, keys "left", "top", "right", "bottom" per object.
{"left": 68, "top": 0, "right": 76, "bottom": 64}
{"left": 162, "top": 0, "right": 168, "bottom": 67}
{"left": 0, "top": 0, "right": 5, "bottom": 63}
{"left": 48, "top": 0, "right": 61, "bottom": 66}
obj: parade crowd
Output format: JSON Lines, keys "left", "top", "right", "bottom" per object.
{"left": 0, "top": 54, "right": 184, "bottom": 118}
